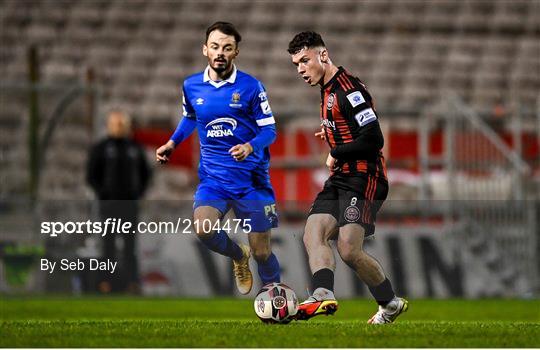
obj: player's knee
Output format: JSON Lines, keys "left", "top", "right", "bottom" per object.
{"left": 302, "top": 229, "right": 318, "bottom": 249}
{"left": 303, "top": 227, "right": 331, "bottom": 251}
{"left": 192, "top": 220, "right": 215, "bottom": 239}
{"left": 251, "top": 246, "right": 271, "bottom": 262}
{"left": 194, "top": 229, "right": 214, "bottom": 240}
{"left": 192, "top": 212, "right": 220, "bottom": 239}
{"left": 337, "top": 240, "right": 360, "bottom": 264}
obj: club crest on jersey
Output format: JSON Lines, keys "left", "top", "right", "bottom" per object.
{"left": 229, "top": 92, "right": 242, "bottom": 108}
{"left": 327, "top": 93, "right": 335, "bottom": 110}
{"left": 205, "top": 117, "right": 237, "bottom": 137}
{"left": 344, "top": 205, "right": 360, "bottom": 222}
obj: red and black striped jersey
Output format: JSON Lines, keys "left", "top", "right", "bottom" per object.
{"left": 320, "top": 66, "right": 387, "bottom": 180}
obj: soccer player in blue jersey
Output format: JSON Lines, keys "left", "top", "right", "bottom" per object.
{"left": 156, "top": 22, "right": 280, "bottom": 294}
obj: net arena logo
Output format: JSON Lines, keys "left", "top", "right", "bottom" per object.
{"left": 205, "top": 117, "right": 237, "bottom": 138}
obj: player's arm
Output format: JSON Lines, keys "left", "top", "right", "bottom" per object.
{"left": 250, "top": 124, "right": 276, "bottom": 152}
{"left": 230, "top": 82, "right": 277, "bottom": 161}
{"left": 330, "top": 89, "right": 384, "bottom": 161}
{"left": 230, "top": 123, "right": 276, "bottom": 161}
{"left": 325, "top": 152, "right": 338, "bottom": 175}
{"left": 156, "top": 117, "right": 197, "bottom": 163}
{"left": 157, "top": 86, "right": 197, "bottom": 164}
{"left": 315, "top": 124, "right": 326, "bottom": 140}
{"left": 330, "top": 122, "right": 383, "bottom": 160}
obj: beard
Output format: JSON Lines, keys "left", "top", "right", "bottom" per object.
{"left": 212, "top": 65, "right": 227, "bottom": 74}
{"left": 211, "top": 59, "right": 230, "bottom": 74}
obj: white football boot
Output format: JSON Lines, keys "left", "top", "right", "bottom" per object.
{"left": 368, "top": 297, "right": 408, "bottom": 324}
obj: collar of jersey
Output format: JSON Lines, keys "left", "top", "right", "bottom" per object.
{"left": 203, "top": 65, "right": 237, "bottom": 88}
{"left": 321, "top": 66, "right": 345, "bottom": 91}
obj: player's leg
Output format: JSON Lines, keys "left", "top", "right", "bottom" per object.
{"left": 295, "top": 212, "right": 340, "bottom": 320}
{"left": 304, "top": 181, "right": 340, "bottom": 297}
{"left": 295, "top": 180, "right": 342, "bottom": 320}
{"left": 194, "top": 181, "right": 245, "bottom": 260}
{"left": 193, "top": 204, "right": 252, "bottom": 294}
{"left": 304, "top": 213, "right": 338, "bottom": 294}
{"left": 193, "top": 205, "right": 244, "bottom": 261}
{"left": 336, "top": 178, "right": 408, "bottom": 324}
{"left": 235, "top": 186, "right": 280, "bottom": 288}
{"left": 248, "top": 231, "right": 280, "bottom": 285}
{"left": 337, "top": 223, "right": 407, "bottom": 324}
{"left": 337, "top": 223, "right": 390, "bottom": 295}
{"left": 337, "top": 222, "right": 385, "bottom": 282}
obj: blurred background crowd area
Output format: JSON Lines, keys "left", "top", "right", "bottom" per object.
{"left": 0, "top": 0, "right": 538, "bottom": 204}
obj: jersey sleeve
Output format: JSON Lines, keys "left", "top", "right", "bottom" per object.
{"left": 331, "top": 83, "right": 384, "bottom": 160}
{"left": 182, "top": 83, "right": 196, "bottom": 119}
{"left": 250, "top": 81, "right": 276, "bottom": 127}
{"left": 336, "top": 84, "right": 378, "bottom": 129}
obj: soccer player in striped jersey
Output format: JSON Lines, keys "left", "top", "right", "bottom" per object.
{"left": 287, "top": 31, "right": 408, "bottom": 324}
{"left": 156, "top": 22, "right": 280, "bottom": 295}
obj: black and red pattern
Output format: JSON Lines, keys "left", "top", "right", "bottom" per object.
{"left": 308, "top": 174, "right": 388, "bottom": 234}
{"left": 321, "top": 67, "right": 387, "bottom": 181}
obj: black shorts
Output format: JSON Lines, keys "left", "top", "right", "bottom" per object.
{"left": 308, "top": 174, "right": 388, "bottom": 236}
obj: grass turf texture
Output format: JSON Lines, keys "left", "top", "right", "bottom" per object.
{"left": 1, "top": 298, "right": 539, "bottom": 347}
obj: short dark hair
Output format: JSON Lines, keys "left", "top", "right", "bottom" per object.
{"left": 205, "top": 21, "right": 242, "bottom": 45}
{"left": 287, "top": 31, "right": 325, "bottom": 54}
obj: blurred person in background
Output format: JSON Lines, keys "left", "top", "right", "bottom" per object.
{"left": 87, "top": 109, "right": 152, "bottom": 293}
{"left": 156, "top": 21, "right": 281, "bottom": 295}
{"left": 288, "top": 31, "right": 408, "bottom": 324}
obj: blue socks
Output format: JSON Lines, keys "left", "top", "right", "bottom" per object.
{"left": 199, "top": 231, "right": 281, "bottom": 284}
{"left": 198, "top": 230, "right": 243, "bottom": 261}
{"left": 257, "top": 253, "right": 280, "bottom": 284}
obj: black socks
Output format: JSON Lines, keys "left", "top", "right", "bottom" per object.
{"left": 368, "top": 278, "right": 395, "bottom": 306}
{"left": 313, "top": 269, "right": 395, "bottom": 306}
{"left": 312, "top": 268, "right": 334, "bottom": 292}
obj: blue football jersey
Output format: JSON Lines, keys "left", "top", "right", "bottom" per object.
{"left": 182, "top": 66, "right": 276, "bottom": 193}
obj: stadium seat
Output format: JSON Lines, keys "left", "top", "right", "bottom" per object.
{"left": 1, "top": 0, "right": 538, "bottom": 200}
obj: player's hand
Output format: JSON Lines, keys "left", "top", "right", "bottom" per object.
{"left": 315, "top": 124, "right": 326, "bottom": 141}
{"left": 229, "top": 143, "right": 253, "bottom": 162}
{"left": 326, "top": 153, "right": 337, "bottom": 175}
{"left": 156, "top": 140, "right": 176, "bottom": 164}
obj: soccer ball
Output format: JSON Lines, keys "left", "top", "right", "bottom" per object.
{"left": 253, "top": 282, "right": 298, "bottom": 324}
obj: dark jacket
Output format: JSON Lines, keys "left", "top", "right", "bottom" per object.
{"left": 86, "top": 137, "right": 151, "bottom": 200}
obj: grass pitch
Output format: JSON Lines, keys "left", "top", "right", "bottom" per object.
{"left": 1, "top": 297, "right": 539, "bottom": 347}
